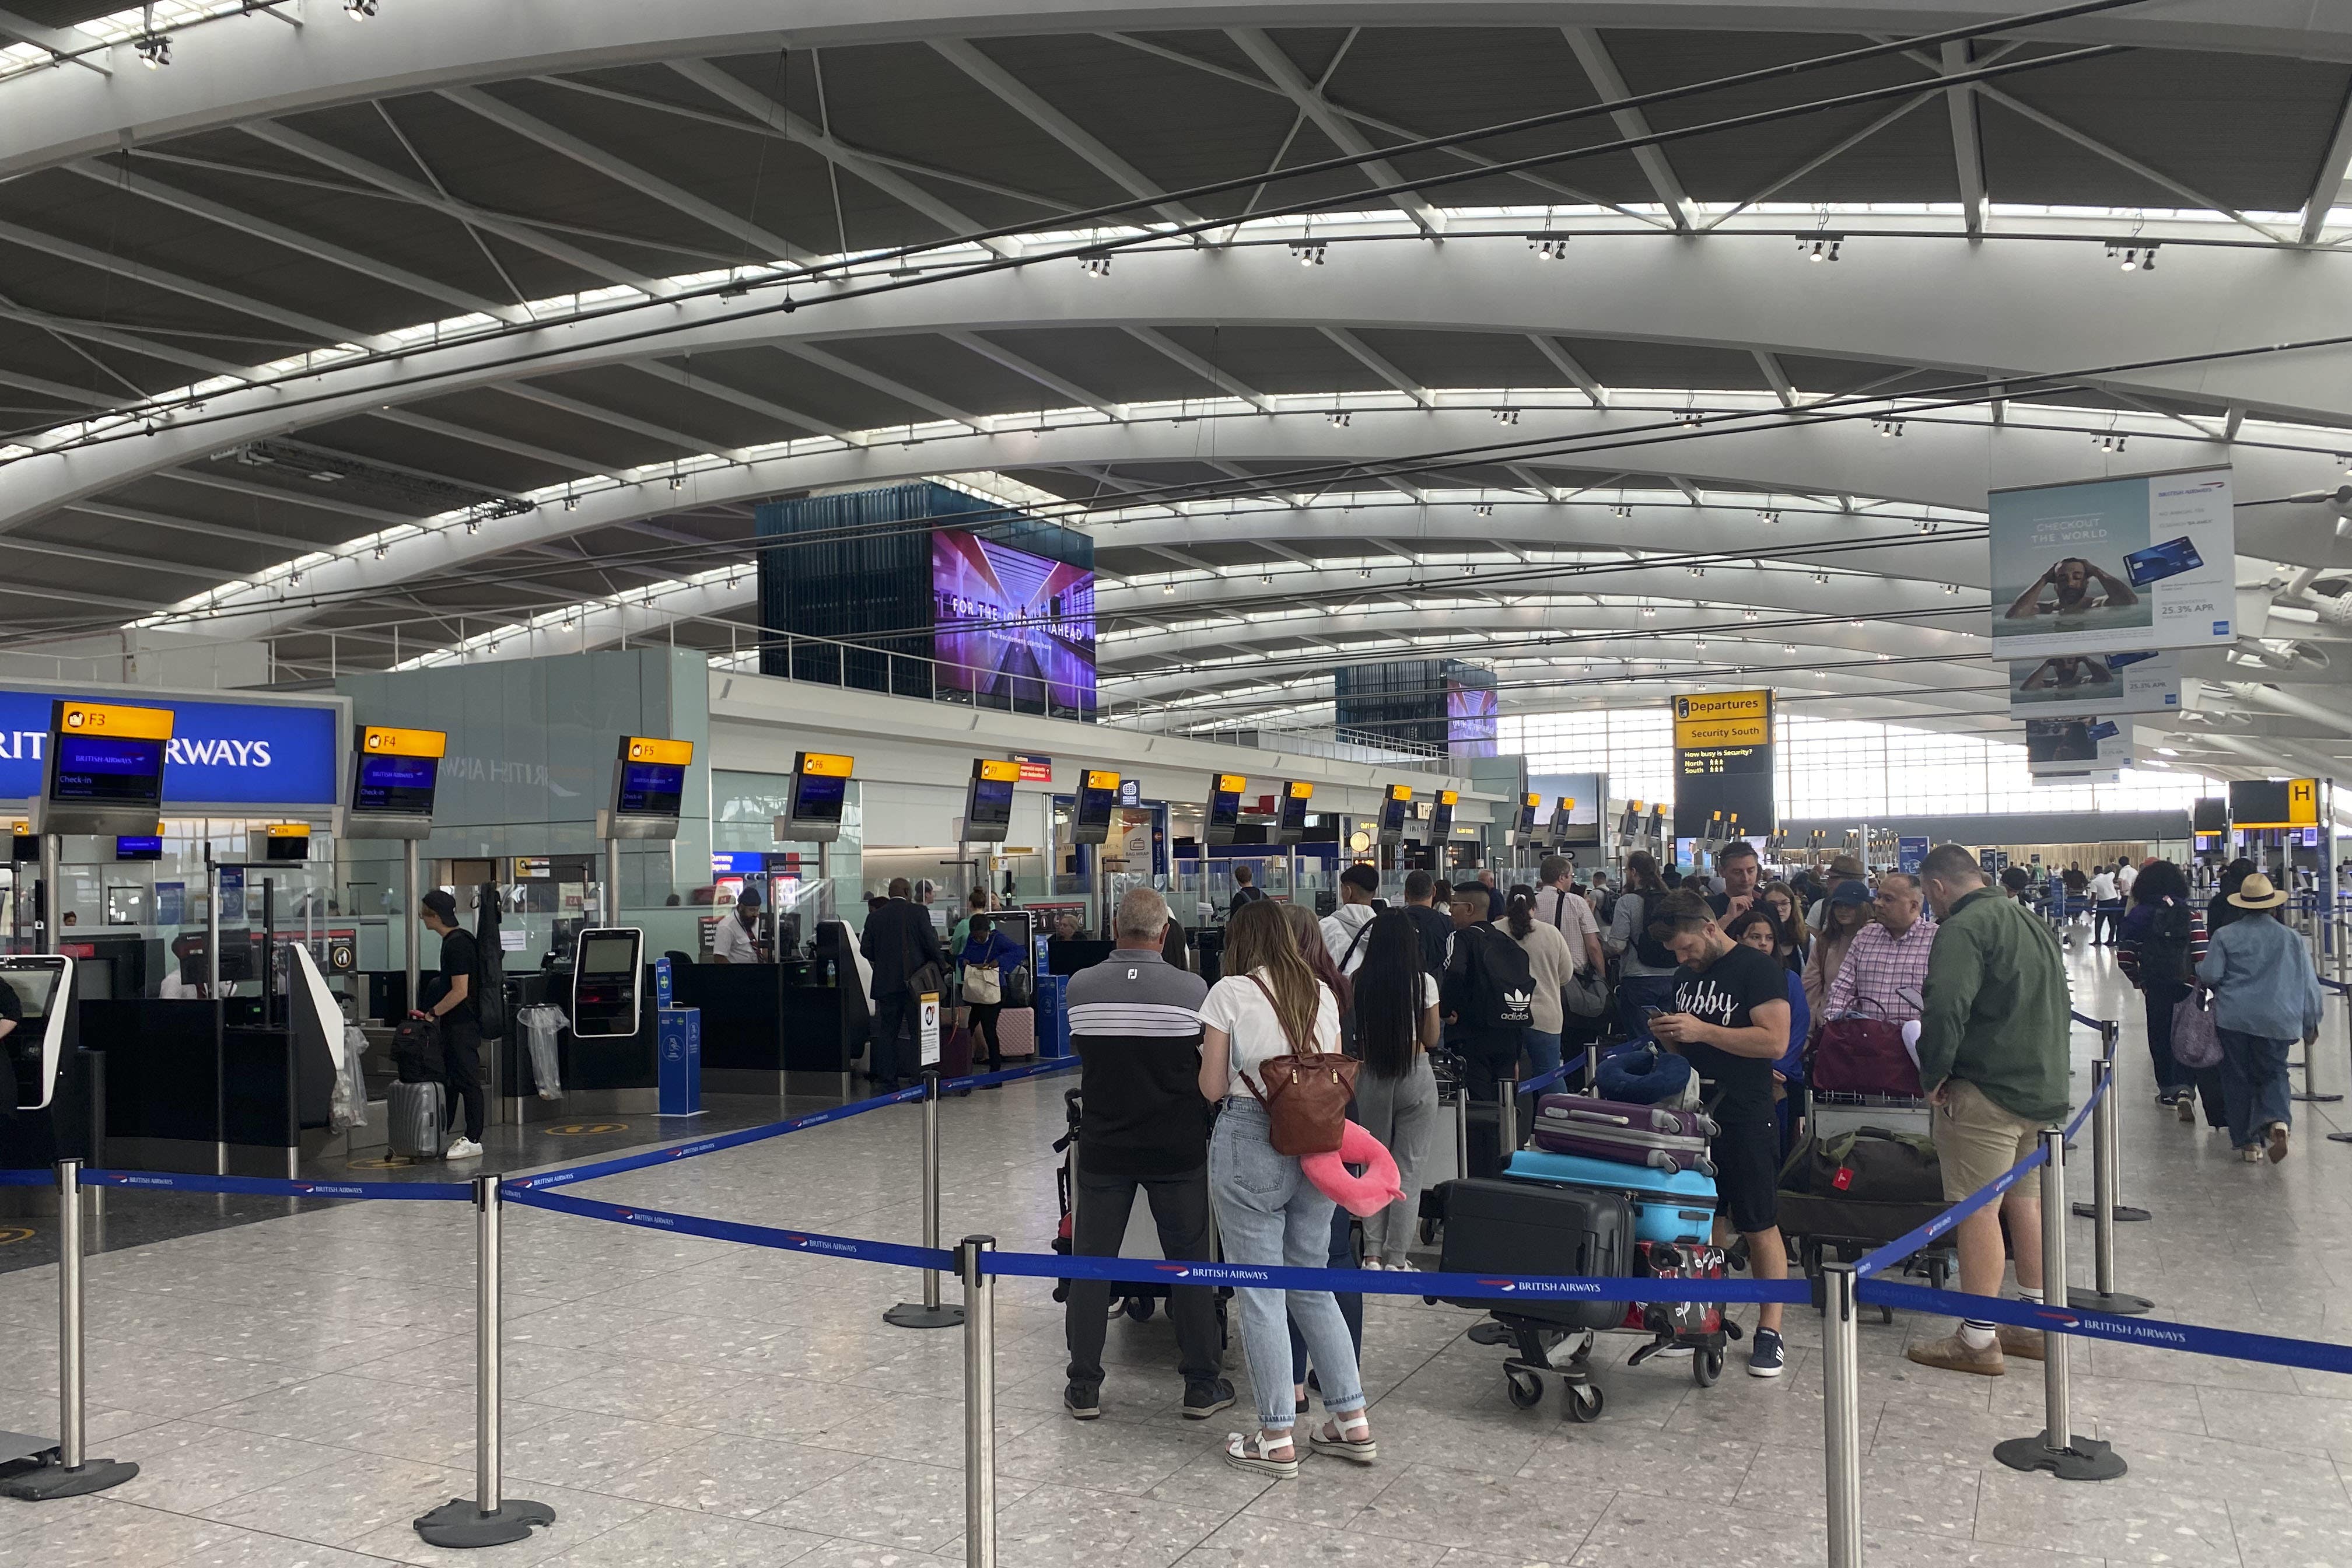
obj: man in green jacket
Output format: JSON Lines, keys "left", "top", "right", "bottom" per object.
{"left": 1906, "top": 843, "right": 2075, "bottom": 1377}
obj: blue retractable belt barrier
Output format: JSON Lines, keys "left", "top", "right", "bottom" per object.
{"left": 954, "top": 1058, "right": 1082, "bottom": 1091}
{"left": 1859, "top": 1278, "right": 2352, "bottom": 1377}
{"left": 0, "top": 1168, "right": 53, "bottom": 1186}
{"left": 1519, "top": 1063, "right": 1571, "bottom": 1096}
{"left": 81, "top": 1168, "right": 474, "bottom": 1201}
{"left": 985, "top": 1248, "right": 1812, "bottom": 1302}
{"left": 2071, "top": 1010, "right": 2111, "bottom": 1032}
{"left": 507, "top": 1185, "right": 955, "bottom": 1271}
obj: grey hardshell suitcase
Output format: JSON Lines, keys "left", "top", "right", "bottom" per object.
{"left": 1531, "top": 1093, "right": 1718, "bottom": 1175}
{"left": 388, "top": 1079, "right": 446, "bottom": 1160}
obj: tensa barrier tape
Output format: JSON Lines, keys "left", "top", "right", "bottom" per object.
{"left": 1518, "top": 1063, "right": 1572, "bottom": 1096}
{"left": 508, "top": 1186, "right": 955, "bottom": 1272}
{"left": 506, "top": 1083, "right": 928, "bottom": 1192}
{"left": 81, "top": 1169, "right": 473, "bottom": 1201}
{"left": 0, "top": 1168, "right": 54, "bottom": 1186}
{"left": 983, "top": 1248, "right": 1813, "bottom": 1303}
{"left": 1860, "top": 1279, "right": 2352, "bottom": 1378}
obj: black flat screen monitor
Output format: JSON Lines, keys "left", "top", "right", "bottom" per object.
{"left": 2192, "top": 797, "right": 2227, "bottom": 834}
{"left": 615, "top": 760, "right": 687, "bottom": 818}
{"left": 572, "top": 928, "right": 643, "bottom": 1038}
{"left": 263, "top": 834, "right": 310, "bottom": 862}
{"left": 788, "top": 769, "right": 847, "bottom": 828}
{"left": 1518, "top": 797, "right": 1541, "bottom": 834}
{"left": 353, "top": 751, "right": 439, "bottom": 817}
{"left": 1206, "top": 789, "right": 1241, "bottom": 842}
{"left": 1072, "top": 774, "right": 1118, "bottom": 845}
{"left": 48, "top": 731, "right": 164, "bottom": 809}
{"left": 1278, "top": 788, "right": 1311, "bottom": 844}
{"left": 1378, "top": 790, "right": 1410, "bottom": 842}
{"left": 115, "top": 835, "right": 163, "bottom": 861}
{"left": 965, "top": 775, "right": 1016, "bottom": 838}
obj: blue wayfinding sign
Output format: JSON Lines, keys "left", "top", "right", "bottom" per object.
{"left": 1898, "top": 835, "right": 1929, "bottom": 874}
{"left": 0, "top": 688, "right": 341, "bottom": 808}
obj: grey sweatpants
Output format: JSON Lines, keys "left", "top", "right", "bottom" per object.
{"left": 1353, "top": 1054, "right": 1440, "bottom": 1266}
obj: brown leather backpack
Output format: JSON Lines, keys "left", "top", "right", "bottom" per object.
{"left": 1238, "top": 975, "right": 1358, "bottom": 1156}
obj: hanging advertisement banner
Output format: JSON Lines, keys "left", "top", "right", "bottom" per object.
{"left": 1671, "top": 690, "right": 1776, "bottom": 836}
{"left": 1989, "top": 467, "right": 2234, "bottom": 658}
{"left": 2025, "top": 716, "right": 2132, "bottom": 781}
{"left": 2007, "top": 648, "right": 2183, "bottom": 717}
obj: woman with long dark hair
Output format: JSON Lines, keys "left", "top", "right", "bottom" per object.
{"left": 2116, "top": 860, "right": 2216, "bottom": 1124}
{"left": 1196, "top": 899, "right": 1373, "bottom": 1476}
{"left": 1349, "top": 909, "right": 1441, "bottom": 1268}
{"left": 1605, "top": 849, "right": 1678, "bottom": 1041}
{"left": 1497, "top": 889, "right": 1576, "bottom": 1090}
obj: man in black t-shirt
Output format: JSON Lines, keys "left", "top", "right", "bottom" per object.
{"left": 1645, "top": 888, "right": 1794, "bottom": 1378}
{"left": 416, "top": 889, "right": 484, "bottom": 1160}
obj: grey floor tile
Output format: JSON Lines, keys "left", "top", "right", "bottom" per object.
{"left": 991, "top": 1481, "right": 1228, "bottom": 1566}
{"left": 498, "top": 1408, "right": 715, "bottom": 1493}
{"left": 757, "top": 1454, "right": 1034, "bottom": 1555}
{"left": 0, "top": 1496, "right": 249, "bottom": 1568}
{"left": 198, "top": 1455, "right": 481, "bottom": 1546}
{"left": 993, "top": 1410, "right": 1223, "bottom": 1496}
{"left": 1518, "top": 1423, "right": 1760, "bottom": 1507}
{"left": 156, "top": 1524, "right": 407, "bottom": 1567}
{"left": 1350, "top": 1462, "right": 1610, "bottom": 1555}
{"left": 1176, "top": 1513, "right": 1450, "bottom": 1566}
{"left": 104, "top": 1418, "right": 348, "bottom": 1515}
{"left": 597, "top": 1432, "right": 862, "bottom": 1516}
{"left": 782, "top": 1540, "right": 955, "bottom": 1567}
{"left": 527, "top": 1503, "right": 832, "bottom": 1566}
{"left": 1569, "top": 1491, "right": 1825, "bottom": 1566}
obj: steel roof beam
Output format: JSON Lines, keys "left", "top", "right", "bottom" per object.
{"left": 666, "top": 59, "right": 1020, "bottom": 258}
{"left": 1227, "top": 27, "right": 1445, "bottom": 236}
{"left": 1122, "top": 327, "right": 1273, "bottom": 413}
{"left": 783, "top": 343, "right": 993, "bottom": 431}
{"left": 1754, "top": 350, "right": 1799, "bottom": 408}
{"left": 1941, "top": 41, "right": 1989, "bottom": 239}
{"left": 0, "top": 218, "right": 377, "bottom": 351}
{"left": 501, "top": 383, "right": 749, "bottom": 463}
{"left": 1320, "top": 327, "right": 1432, "bottom": 408}
{"left": 1560, "top": 27, "right": 1696, "bottom": 232}
{"left": 631, "top": 358, "right": 856, "bottom": 443}
{"left": 366, "top": 407, "right": 625, "bottom": 480}
{"left": 1526, "top": 335, "right": 1608, "bottom": 408}
{"left": 944, "top": 330, "right": 1126, "bottom": 421}
{"left": 2301, "top": 81, "right": 2352, "bottom": 244}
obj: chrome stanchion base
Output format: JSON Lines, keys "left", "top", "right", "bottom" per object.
{"left": 2066, "top": 1287, "right": 2155, "bottom": 1316}
{"left": 2294, "top": 1091, "right": 2344, "bottom": 1104}
{"left": 2070, "top": 1201, "right": 2151, "bottom": 1223}
{"left": 883, "top": 1299, "right": 966, "bottom": 1329}
{"left": 413, "top": 1496, "right": 557, "bottom": 1548}
{"left": 2326, "top": 1132, "right": 2352, "bottom": 1144}
{"left": 0, "top": 1444, "right": 138, "bottom": 1501}
{"left": 1993, "top": 1433, "right": 2127, "bottom": 1481}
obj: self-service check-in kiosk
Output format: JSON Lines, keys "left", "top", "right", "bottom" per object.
{"left": 570, "top": 928, "right": 644, "bottom": 1040}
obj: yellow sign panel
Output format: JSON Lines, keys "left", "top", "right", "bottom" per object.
{"left": 1438, "top": 790, "right": 1459, "bottom": 807}
{"left": 1524, "top": 792, "right": 1542, "bottom": 810}
{"left": 1287, "top": 780, "right": 1314, "bottom": 800}
{"left": 796, "top": 751, "right": 853, "bottom": 778}
{"left": 360, "top": 724, "right": 446, "bottom": 758}
{"left": 1558, "top": 797, "right": 1576, "bottom": 812}
{"left": 974, "top": 758, "right": 1021, "bottom": 783}
{"left": 2237, "top": 779, "right": 2321, "bottom": 830}
{"left": 1672, "top": 690, "right": 1772, "bottom": 750}
{"left": 58, "top": 701, "right": 172, "bottom": 741}
{"left": 1214, "top": 773, "right": 1248, "bottom": 794}
{"left": 266, "top": 823, "right": 312, "bottom": 839}
{"left": 1085, "top": 769, "right": 1121, "bottom": 790}
{"left": 1388, "top": 783, "right": 1415, "bottom": 802}
{"left": 624, "top": 736, "right": 694, "bottom": 766}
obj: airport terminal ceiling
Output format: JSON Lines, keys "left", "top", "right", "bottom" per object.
{"left": 1, "top": 1, "right": 2351, "bottom": 786}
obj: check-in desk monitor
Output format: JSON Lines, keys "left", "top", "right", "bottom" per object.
{"left": 2, "top": 954, "right": 71, "bottom": 1111}
{"left": 1205, "top": 774, "right": 1245, "bottom": 848}
{"left": 965, "top": 759, "right": 1019, "bottom": 843}
{"left": 1072, "top": 771, "right": 1119, "bottom": 846}
{"left": 572, "top": 928, "right": 645, "bottom": 1038}
{"left": 1278, "top": 780, "right": 1312, "bottom": 845}
{"left": 615, "top": 757, "right": 686, "bottom": 818}
{"left": 782, "top": 751, "right": 852, "bottom": 844}
{"left": 1518, "top": 794, "right": 1542, "bottom": 838}
{"left": 1430, "top": 789, "right": 1457, "bottom": 839}
{"left": 1377, "top": 784, "right": 1412, "bottom": 846}
{"left": 38, "top": 699, "right": 172, "bottom": 838}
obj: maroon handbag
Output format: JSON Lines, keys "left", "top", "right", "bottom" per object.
{"left": 1811, "top": 1016, "right": 1923, "bottom": 1098}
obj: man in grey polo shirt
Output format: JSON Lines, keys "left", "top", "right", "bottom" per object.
{"left": 1061, "top": 886, "right": 1231, "bottom": 1423}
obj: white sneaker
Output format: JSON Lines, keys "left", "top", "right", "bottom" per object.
{"left": 444, "top": 1137, "right": 483, "bottom": 1160}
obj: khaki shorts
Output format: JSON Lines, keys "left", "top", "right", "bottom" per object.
{"left": 1931, "top": 1080, "right": 2045, "bottom": 1201}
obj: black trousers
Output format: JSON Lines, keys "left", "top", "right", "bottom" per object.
{"left": 870, "top": 991, "right": 918, "bottom": 1087}
{"left": 967, "top": 1002, "right": 1004, "bottom": 1070}
{"left": 1065, "top": 1163, "right": 1222, "bottom": 1387}
{"left": 442, "top": 1019, "right": 484, "bottom": 1141}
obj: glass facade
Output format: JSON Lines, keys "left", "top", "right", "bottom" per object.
{"left": 1500, "top": 709, "right": 2221, "bottom": 821}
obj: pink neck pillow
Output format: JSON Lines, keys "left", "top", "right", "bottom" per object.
{"left": 1301, "top": 1120, "right": 1406, "bottom": 1218}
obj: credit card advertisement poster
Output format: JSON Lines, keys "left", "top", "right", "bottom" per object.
{"left": 2025, "top": 716, "right": 2132, "bottom": 780}
{"left": 2007, "top": 648, "right": 2182, "bottom": 717}
{"left": 1989, "top": 467, "right": 2233, "bottom": 657}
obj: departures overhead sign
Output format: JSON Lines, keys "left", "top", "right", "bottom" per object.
{"left": 1672, "top": 690, "right": 1776, "bottom": 837}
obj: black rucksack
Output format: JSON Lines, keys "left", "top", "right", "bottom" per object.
{"left": 391, "top": 1016, "right": 444, "bottom": 1083}
{"left": 1629, "top": 892, "right": 1677, "bottom": 969}
{"left": 2139, "top": 901, "right": 2194, "bottom": 988}
{"left": 1462, "top": 926, "right": 1535, "bottom": 1030}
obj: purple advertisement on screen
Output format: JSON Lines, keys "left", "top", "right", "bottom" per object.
{"left": 932, "top": 533, "right": 1097, "bottom": 718}
{"left": 1447, "top": 678, "right": 1499, "bottom": 758}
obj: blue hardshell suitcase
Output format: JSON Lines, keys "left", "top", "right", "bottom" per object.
{"left": 1506, "top": 1149, "right": 1719, "bottom": 1245}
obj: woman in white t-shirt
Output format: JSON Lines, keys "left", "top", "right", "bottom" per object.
{"left": 1195, "top": 898, "right": 1375, "bottom": 1478}
{"left": 1348, "top": 909, "right": 1442, "bottom": 1269}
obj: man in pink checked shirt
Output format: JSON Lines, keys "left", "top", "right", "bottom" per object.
{"left": 1821, "top": 872, "right": 1937, "bottom": 1024}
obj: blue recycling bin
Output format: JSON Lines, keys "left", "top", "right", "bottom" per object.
{"left": 1036, "top": 973, "right": 1071, "bottom": 1058}
{"left": 657, "top": 1005, "right": 702, "bottom": 1116}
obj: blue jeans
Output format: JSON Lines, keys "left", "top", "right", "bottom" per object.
{"left": 1209, "top": 1098, "right": 1366, "bottom": 1432}
{"left": 1615, "top": 972, "right": 1678, "bottom": 1045}
{"left": 2216, "top": 1027, "right": 2294, "bottom": 1150}
{"left": 1287, "top": 1196, "right": 1363, "bottom": 1390}
{"left": 1521, "top": 1028, "right": 1563, "bottom": 1083}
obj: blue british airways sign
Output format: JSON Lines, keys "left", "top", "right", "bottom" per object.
{"left": 0, "top": 688, "right": 342, "bottom": 808}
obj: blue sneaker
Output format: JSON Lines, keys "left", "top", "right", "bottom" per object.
{"left": 1748, "top": 1328, "right": 1786, "bottom": 1379}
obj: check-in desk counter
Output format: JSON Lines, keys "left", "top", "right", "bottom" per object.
{"left": 671, "top": 956, "right": 867, "bottom": 1098}
{"left": 74, "top": 999, "right": 329, "bottom": 1177}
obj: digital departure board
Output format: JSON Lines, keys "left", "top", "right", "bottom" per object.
{"left": 1671, "top": 689, "right": 1777, "bottom": 837}
{"left": 788, "top": 751, "right": 852, "bottom": 835}
{"left": 1205, "top": 773, "right": 1245, "bottom": 846}
{"left": 2228, "top": 778, "right": 2318, "bottom": 830}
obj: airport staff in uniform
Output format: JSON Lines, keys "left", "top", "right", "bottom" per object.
{"left": 710, "top": 889, "right": 762, "bottom": 964}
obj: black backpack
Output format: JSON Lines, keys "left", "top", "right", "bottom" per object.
{"left": 391, "top": 1016, "right": 444, "bottom": 1083}
{"left": 1461, "top": 926, "right": 1535, "bottom": 1030}
{"left": 1629, "top": 891, "right": 1678, "bottom": 969}
{"left": 2139, "top": 901, "right": 2194, "bottom": 988}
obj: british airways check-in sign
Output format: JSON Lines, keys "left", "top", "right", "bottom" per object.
{"left": 0, "top": 688, "right": 342, "bottom": 809}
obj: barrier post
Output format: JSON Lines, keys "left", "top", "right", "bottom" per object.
{"left": 0, "top": 1160, "right": 138, "bottom": 1500}
{"left": 2070, "top": 1025, "right": 2147, "bottom": 1223}
{"left": 887, "top": 1070, "right": 965, "bottom": 1329}
{"left": 960, "top": 1235, "right": 998, "bottom": 1568}
{"left": 1584, "top": 1044, "right": 1600, "bottom": 1093}
{"left": 2067, "top": 1059, "right": 2152, "bottom": 1315}
{"left": 1819, "top": 1261, "right": 1864, "bottom": 1568}
{"left": 1498, "top": 1076, "right": 1518, "bottom": 1158}
{"left": 1452, "top": 1067, "right": 1469, "bottom": 1177}
{"left": 414, "top": 1176, "right": 556, "bottom": 1547}
{"left": 1994, "top": 1130, "right": 2127, "bottom": 1481}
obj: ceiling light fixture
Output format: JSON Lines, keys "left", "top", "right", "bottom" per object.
{"left": 1873, "top": 417, "right": 1904, "bottom": 438}
{"left": 1160, "top": 582, "right": 1175, "bottom": 595}
{"left": 1290, "top": 241, "right": 1328, "bottom": 267}
{"left": 1639, "top": 604, "right": 1656, "bottom": 618}
{"left": 2096, "top": 431, "right": 2128, "bottom": 452}
{"left": 1474, "top": 503, "right": 1494, "bottom": 517}
{"left": 1357, "top": 567, "right": 1373, "bottom": 579}
{"left": 1800, "top": 235, "right": 1843, "bottom": 262}
{"left": 1528, "top": 234, "right": 1570, "bottom": 261}
{"left": 562, "top": 495, "right": 580, "bottom": 512}
{"left": 2106, "top": 242, "right": 2159, "bottom": 272}
{"left": 344, "top": 0, "right": 378, "bottom": 17}
{"left": 1493, "top": 408, "right": 1520, "bottom": 425}
{"left": 373, "top": 541, "right": 388, "bottom": 560}
{"left": 135, "top": 32, "right": 170, "bottom": 67}
{"left": 1078, "top": 253, "right": 1112, "bottom": 278}
{"left": 1812, "top": 572, "right": 1829, "bottom": 584}
{"left": 1674, "top": 410, "right": 1704, "bottom": 428}
{"left": 1687, "top": 565, "right": 1705, "bottom": 578}
{"left": 1326, "top": 410, "right": 1350, "bottom": 428}
{"left": 1742, "top": 608, "right": 1759, "bottom": 621}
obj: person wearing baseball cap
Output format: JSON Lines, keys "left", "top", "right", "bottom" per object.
{"left": 2196, "top": 873, "right": 2325, "bottom": 1164}
{"left": 415, "top": 888, "right": 484, "bottom": 1160}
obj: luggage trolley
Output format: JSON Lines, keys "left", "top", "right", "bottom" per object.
{"left": 1781, "top": 1074, "right": 1957, "bottom": 1322}
{"left": 1050, "top": 1088, "right": 1230, "bottom": 1341}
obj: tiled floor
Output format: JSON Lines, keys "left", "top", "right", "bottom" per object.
{"left": 3, "top": 942, "right": 2350, "bottom": 1566}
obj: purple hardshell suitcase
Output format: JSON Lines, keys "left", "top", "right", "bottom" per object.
{"left": 1531, "top": 1093, "right": 1718, "bottom": 1176}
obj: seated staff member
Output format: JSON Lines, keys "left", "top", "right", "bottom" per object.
{"left": 1644, "top": 889, "right": 1794, "bottom": 1379}
{"left": 709, "top": 889, "right": 762, "bottom": 964}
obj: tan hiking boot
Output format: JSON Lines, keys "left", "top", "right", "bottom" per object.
{"left": 1906, "top": 1332, "right": 2006, "bottom": 1376}
{"left": 1996, "top": 1324, "right": 2046, "bottom": 1362}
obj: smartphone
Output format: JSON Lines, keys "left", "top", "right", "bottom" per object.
{"left": 2086, "top": 720, "right": 2121, "bottom": 743}
{"left": 1639, "top": 1004, "right": 1664, "bottom": 1020}
{"left": 2122, "top": 536, "right": 2202, "bottom": 587}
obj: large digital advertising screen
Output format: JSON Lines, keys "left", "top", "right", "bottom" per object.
{"left": 1989, "top": 467, "right": 2234, "bottom": 658}
{"left": 932, "top": 533, "right": 1096, "bottom": 720}
{"left": 1446, "top": 672, "right": 1499, "bottom": 758}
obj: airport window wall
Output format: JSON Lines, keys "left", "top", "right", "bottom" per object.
{"left": 1500, "top": 710, "right": 2223, "bottom": 822}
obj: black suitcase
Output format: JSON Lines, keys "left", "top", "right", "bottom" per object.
{"left": 1435, "top": 1177, "right": 1631, "bottom": 1329}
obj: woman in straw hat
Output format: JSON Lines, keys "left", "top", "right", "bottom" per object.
{"left": 2194, "top": 872, "right": 2325, "bottom": 1164}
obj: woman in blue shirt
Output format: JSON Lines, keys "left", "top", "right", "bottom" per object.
{"left": 958, "top": 914, "right": 1026, "bottom": 1073}
{"left": 2196, "top": 873, "right": 2325, "bottom": 1164}
{"left": 1727, "top": 905, "right": 1811, "bottom": 1158}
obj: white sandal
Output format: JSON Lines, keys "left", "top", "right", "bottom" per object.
{"left": 1308, "top": 1410, "right": 1378, "bottom": 1464}
{"left": 1224, "top": 1429, "right": 1298, "bottom": 1478}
